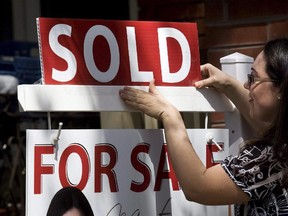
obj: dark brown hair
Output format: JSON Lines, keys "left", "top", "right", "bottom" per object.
{"left": 262, "top": 38, "right": 288, "bottom": 163}
{"left": 46, "top": 187, "right": 94, "bottom": 216}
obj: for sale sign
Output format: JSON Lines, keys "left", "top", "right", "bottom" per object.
{"left": 26, "top": 129, "right": 229, "bottom": 215}
{"left": 36, "top": 18, "right": 200, "bottom": 86}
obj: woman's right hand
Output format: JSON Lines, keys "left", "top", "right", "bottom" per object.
{"left": 119, "top": 79, "right": 177, "bottom": 121}
{"left": 195, "top": 63, "right": 232, "bottom": 93}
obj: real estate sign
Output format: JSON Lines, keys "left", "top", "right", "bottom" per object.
{"left": 37, "top": 18, "right": 201, "bottom": 86}
{"left": 26, "top": 129, "right": 229, "bottom": 215}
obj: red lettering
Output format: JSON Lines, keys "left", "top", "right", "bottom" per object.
{"left": 130, "top": 143, "right": 151, "bottom": 192}
{"left": 34, "top": 145, "right": 54, "bottom": 194}
{"left": 154, "top": 144, "right": 179, "bottom": 191}
{"left": 59, "top": 143, "right": 90, "bottom": 190}
{"left": 33, "top": 140, "right": 190, "bottom": 194}
{"left": 206, "top": 143, "right": 224, "bottom": 168}
{"left": 94, "top": 144, "right": 118, "bottom": 192}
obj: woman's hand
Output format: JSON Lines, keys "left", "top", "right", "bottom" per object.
{"left": 119, "top": 79, "right": 176, "bottom": 121}
{"left": 195, "top": 63, "right": 232, "bottom": 93}
{"left": 198, "top": 63, "right": 259, "bottom": 132}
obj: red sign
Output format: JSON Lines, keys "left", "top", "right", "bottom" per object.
{"left": 37, "top": 18, "right": 201, "bottom": 86}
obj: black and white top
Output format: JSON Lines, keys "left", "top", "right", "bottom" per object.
{"left": 221, "top": 144, "right": 288, "bottom": 216}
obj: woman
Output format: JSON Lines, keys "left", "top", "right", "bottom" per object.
{"left": 46, "top": 187, "right": 94, "bottom": 216}
{"left": 119, "top": 38, "right": 288, "bottom": 215}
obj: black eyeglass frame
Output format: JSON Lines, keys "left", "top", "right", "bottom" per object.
{"left": 246, "top": 73, "right": 279, "bottom": 87}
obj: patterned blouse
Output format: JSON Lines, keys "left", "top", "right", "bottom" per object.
{"left": 221, "top": 144, "right": 288, "bottom": 216}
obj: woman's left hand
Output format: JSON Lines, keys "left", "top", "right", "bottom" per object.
{"left": 119, "top": 79, "right": 175, "bottom": 120}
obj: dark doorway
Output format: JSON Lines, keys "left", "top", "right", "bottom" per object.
{"left": 0, "top": 0, "right": 13, "bottom": 41}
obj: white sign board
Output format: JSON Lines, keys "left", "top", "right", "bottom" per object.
{"left": 26, "top": 129, "right": 229, "bottom": 215}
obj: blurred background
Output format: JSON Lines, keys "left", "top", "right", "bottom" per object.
{"left": 0, "top": 0, "right": 288, "bottom": 215}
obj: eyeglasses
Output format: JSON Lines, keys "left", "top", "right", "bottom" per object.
{"left": 246, "top": 73, "right": 278, "bottom": 87}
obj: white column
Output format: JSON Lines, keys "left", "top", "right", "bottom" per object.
{"left": 221, "top": 52, "right": 254, "bottom": 154}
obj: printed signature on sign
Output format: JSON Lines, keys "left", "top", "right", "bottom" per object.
{"left": 106, "top": 203, "right": 140, "bottom": 216}
{"left": 106, "top": 198, "right": 172, "bottom": 216}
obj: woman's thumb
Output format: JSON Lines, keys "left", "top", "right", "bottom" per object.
{"left": 195, "top": 80, "right": 205, "bottom": 88}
